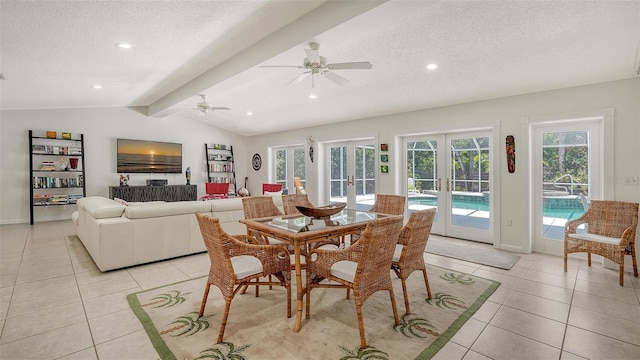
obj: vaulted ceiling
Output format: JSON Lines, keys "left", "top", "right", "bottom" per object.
{"left": 2, "top": 1, "right": 638, "bottom": 136}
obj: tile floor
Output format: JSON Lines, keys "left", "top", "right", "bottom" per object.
{"left": 1, "top": 220, "right": 639, "bottom": 359}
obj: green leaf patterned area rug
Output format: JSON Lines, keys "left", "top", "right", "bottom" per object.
{"left": 127, "top": 265, "right": 499, "bottom": 360}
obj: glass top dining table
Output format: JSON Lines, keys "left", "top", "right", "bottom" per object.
{"left": 239, "top": 208, "right": 399, "bottom": 332}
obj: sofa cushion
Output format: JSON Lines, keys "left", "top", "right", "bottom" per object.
{"left": 79, "top": 196, "right": 126, "bottom": 219}
{"left": 125, "top": 201, "right": 211, "bottom": 219}
{"left": 208, "top": 197, "right": 244, "bottom": 212}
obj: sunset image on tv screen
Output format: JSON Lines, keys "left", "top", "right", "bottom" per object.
{"left": 117, "top": 139, "right": 182, "bottom": 173}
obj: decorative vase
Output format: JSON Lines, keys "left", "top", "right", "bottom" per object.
{"left": 237, "top": 187, "right": 249, "bottom": 197}
{"left": 69, "top": 158, "right": 79, "bottom": 169}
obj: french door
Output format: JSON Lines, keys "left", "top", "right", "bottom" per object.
{"left": 273, "top": 146, "right": 305, "bottom": 194}
{"left": 326, "top": 140, "right": 376, "bottom": 209}
{"left": 532, "top": 120, "right": 601, "bottom": 254}
{"left": 404, "top": 131, "right": 493, "bottom": 243}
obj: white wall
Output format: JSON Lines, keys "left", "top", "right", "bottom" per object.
{"left": 1, "top": 79, "right": 638, "bottom": 257}
{"left": 0, "top": 107, "right": 248, "bottom": 224}
{"left": 242, "top": 78, "right": 640, "bottom": 254}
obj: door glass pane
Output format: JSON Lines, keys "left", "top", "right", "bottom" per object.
{"left": 541, "top": 131, "right": 589, "bottom": 239}
{"left": 293, "top": 148, "right": 305, "bottom": 193}
{"left": 450, "top": 136, "right": 490, "bottom": 230}
{"left": 406, "top": 141, "right": 439, "bottom": 221}
{"left": 275, "top": 149, "right": 287, "bottom": 189}
{"left": 355, "top": 144, "right": 376, "bottom": 210}
{"left": 330, "top": 146, "right": 347, "bottom": 204}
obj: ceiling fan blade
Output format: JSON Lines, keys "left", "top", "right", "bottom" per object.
{"left": 287, "top": 71, "right": 311, "bottom": 85}
{"left": 323, "top": 71, "right": 350, "bottom": 86}
{"left": 327, "top": 61, "right": 373, "bottom": 70}
{"left": 259, "top": 65, "right": 304, "bottom": 68}
{"left": 305, "top": 48, "right": 320, "bottom": 64}
{"left": 210, "top": 107, "right": 231, "bottom": 111}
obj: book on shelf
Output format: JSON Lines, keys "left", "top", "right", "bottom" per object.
{"left": 33, "top": 176, "right": 81, "bottom": 188}
{"left": 209, "top": 163, "right": 233, "bottom": 172}
{"left": 51, "top": 194, "right": 69, "bottom": 204}
{"left": 40, "top": 161, "right": 56, "bottom": 171}
{"left": 208, "top": 154, "right": 231, "bottom": 161}
{"left": 32, "top": 145, "right": 46, "bottom": 154}
{"left": 68, "top": 194, "right": 84, "bottom": 204}
{"left": 33, "top": 194, "right": 50, "bottom": 205}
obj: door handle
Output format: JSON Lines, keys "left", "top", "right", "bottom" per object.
{"left": 446, "top": 177, "right": 450, "bottom": 192}
{"left": 347, "top": 176, "right": 354, "bottom": 186}
{"left": 437, "top": 178, "right": 441, "bottom": 192}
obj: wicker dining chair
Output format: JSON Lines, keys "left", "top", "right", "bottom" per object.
{"left": 241, "top": 196, "right": 288, "bottom": 294}
{"left": 564, "top": 200, "right": 639, "bottom": 286}
{"left": 349, "top": 193, "right": 406, "bottom": 245}
{"left": 282, "top": 193, "right": 315, "bottom": 215}
{"left": 305, "top": 216, "right": 404, "bottom": 349}
{"left": 195, "top": 212, "right": 291, "bottom": 343}
{"left": 391, "top": 208, "right": 436, "bottom": 314}
{"left": 370, "top": 194, "right": 406, "bottom": 215}
{"left": 242, "top": 196, "right": 284, "bottom": 245}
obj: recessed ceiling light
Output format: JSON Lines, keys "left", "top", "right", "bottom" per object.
{"left": 426, "top": 63, "right": 438, "bottom": 70}
{"left": 91, "top": 85, "right": 103, "bottom": 89}
{"left": 309, "top": 94, "right": 317, "bottom": 99}
{"left": 246, "top": 111, "right": 253, "bottom": 116}
{"left": 115, "top": 43, "right": 134, "bottom": 49}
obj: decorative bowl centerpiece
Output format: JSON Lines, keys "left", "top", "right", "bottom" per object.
{"left": 295, "top": 203, "right": 346, "bottom": 218}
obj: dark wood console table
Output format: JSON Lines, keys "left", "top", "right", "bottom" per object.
{"left": 109, "top": 185, "right": 197, "bottom": 202}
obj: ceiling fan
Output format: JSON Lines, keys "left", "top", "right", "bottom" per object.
{"left": 261, "top": 42, "right": 373, "bottom": 87}
{"left": 194, "top": 94, "right": 230, "bottom": 114}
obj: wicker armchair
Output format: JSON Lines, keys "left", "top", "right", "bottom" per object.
{"left": 294, "top": 176, "right": 306, "bottom": 195}
{"left": 282, "top": 193, "right": 315, "bottom": 215}
{"left": 370, "top": 194, "right": 406, "bottom": 215}
{"left": 564, "top": 200, "right": 639, "bottom": 286}
{"left": 195, "top": 212, "right": 291, "bottom": 343}
{"left": 305, "top": 216, "right": 403, "bottom": 349}
{"left": 392, "top": 208, "right": 436, "bottom": 314}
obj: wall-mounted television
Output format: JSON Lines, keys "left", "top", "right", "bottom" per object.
{"left": 117, "top": 138, "right": 182, "bottom": 173}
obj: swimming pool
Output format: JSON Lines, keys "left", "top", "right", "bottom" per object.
{"left": 408, "top": 198, "right": 585, "bottom": 220}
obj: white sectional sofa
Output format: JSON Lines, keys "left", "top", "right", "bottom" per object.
{"left": 72, "top": 195, "right": 283, "bottom": 271}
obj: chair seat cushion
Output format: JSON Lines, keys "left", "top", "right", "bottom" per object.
{"left": 231, "top": 255, "right": 263, "bottom": 279}
{"left": 331, "top": 260, "right": 357, "bottom": 283}
{"left": 290, "top": 254, "right": 306, "bottom": 265}
{"left": 392, "top": 244, "right": 404, "bottom": 262}
{"left": 568, "top": 233, "right": 621, "bottom": 245}
{"left": 268, "top": 238, "right": 284, "bottom": 245}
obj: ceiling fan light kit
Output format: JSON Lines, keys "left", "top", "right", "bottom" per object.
{"left": 262, "top": 42, "right": 372, "bottom": 88}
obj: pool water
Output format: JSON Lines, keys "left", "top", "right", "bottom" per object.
{"left": 409, "top": 198, "right": 585, "bottom": 220}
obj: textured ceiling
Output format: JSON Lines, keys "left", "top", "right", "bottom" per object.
{"left": 2, "top": 0, "right": 639, "bottom": 136}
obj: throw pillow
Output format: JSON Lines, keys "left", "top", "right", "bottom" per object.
{"left": 264, "top": 190, "right": 283, "bottom": 196}
{"left": 113, "top": 197, "right": 129, "bottom": 206}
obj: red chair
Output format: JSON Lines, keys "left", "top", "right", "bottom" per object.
{"left": 262, "top": 183, "right": 283, "bottom": 194}
{"left": 201, "top": 182, "right": 230, "bottom": 200}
